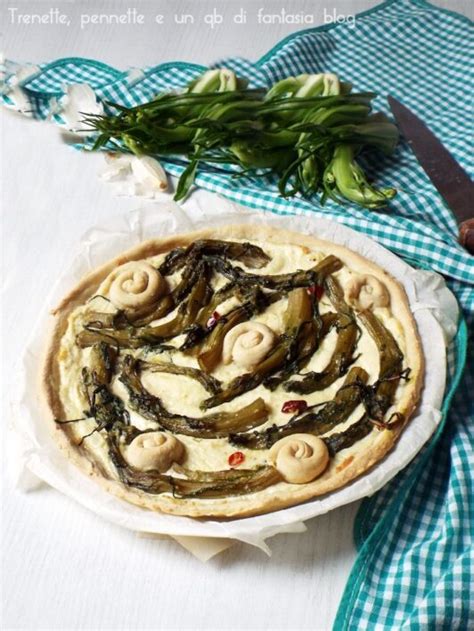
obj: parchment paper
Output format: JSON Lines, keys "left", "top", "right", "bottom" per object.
{"left": 10, "top": 191, "right": 458, "bottom": 559}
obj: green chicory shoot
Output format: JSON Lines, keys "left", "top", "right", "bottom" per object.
{"left": 323, "top": 145, "right": 397, "bottom": 209}
{"left": 84, "top": 69, "right": 399, "bottom": 209}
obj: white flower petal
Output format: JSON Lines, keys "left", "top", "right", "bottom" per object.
{"left": 48, "top": 97, "right": 59, "bottom": 116}
{"left": 3, "top": 85, "right": 30, "bottom": 112}
{"left": 130, "top": 155, "right": 168, "bottom": 191}
{"left": 99, "top": 153, "right": 169, "bottom": 200}
{"left": 59, "top": 83, "right": 103, "bottom": 131}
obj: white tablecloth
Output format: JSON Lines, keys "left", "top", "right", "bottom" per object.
{"left": 2, "top": 1, "right": 471, "bottom": 629}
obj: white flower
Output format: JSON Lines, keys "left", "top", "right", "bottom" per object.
{"left": 130, "top": 155, "right": 168, "bottom": 191}
{"left": 99, "top": 153, "right": 169, "bottom": 198}
{"left": 3, "top": 85, "right": 30, "bottom": 112}
{"left": 2, "top": 64, "right": 39, "bottom": 114}
{"left": 56, "top": 83, "right": 103, "bottom": 132}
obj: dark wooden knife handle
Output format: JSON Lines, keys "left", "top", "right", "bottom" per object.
{"left": 459, "top": 219, "right": 474, "bottom": 255}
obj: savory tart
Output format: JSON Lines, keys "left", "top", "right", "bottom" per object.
{"left": 43, "top": 224, "right": 424, "bottom": 518}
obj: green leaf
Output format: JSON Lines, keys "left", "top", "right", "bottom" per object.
{"left": 174, "top": 160, "right": 199, "bottom": 201}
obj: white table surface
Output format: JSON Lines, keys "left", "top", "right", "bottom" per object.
{"left": 2, "top": 2, "right": 472, "bottom": 630}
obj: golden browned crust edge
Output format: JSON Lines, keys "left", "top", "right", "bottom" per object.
{"left": 41, "top": 223, "right": 425, "bottom": 518}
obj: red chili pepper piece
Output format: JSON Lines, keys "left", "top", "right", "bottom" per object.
{"left": 281, "top": 400, "right": 308, "bottom": 414}
{"left": 228, "top": 451, "right": 245, "bottom": 467}
{"left": 206, "top": 311, "right": 221, "bottom": 330}
{"left": 307, "top": 284, "right": 324, "bottom": 300}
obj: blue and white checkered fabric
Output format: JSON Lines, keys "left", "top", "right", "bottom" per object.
{"left": 3, "top": 0, "right": 473, "bottom": 627}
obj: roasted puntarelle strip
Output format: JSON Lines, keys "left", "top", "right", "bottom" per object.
{"left": 78, "top": 262, "right": 213, "bottom": 349}
{"left": 43, "top": 224, "right": 424, "bottom": 518}
{"left": 139, "top": 359, "right": 222, "bottom": 394}
{"left": 230, "top": 367, "right": 369, "bottom": 449}
{"left": 119, "top": 355, "right": 269, "bottom": 438}
{"left": 284, "top": 276, "right": 359, "bottom": 393}
{"left": 263, "top": 310, "right": 338, "bottom": 391}
{"left": 158, "top": 239, "right": 271, "bottom": 274}
{"left": 210, "top": 254, "right": 343, "bottom": 291}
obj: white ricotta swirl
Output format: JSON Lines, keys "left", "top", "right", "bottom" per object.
{"left": 107, "top": 261, "right": 166, "bottom": 311}
{"left": 222, "top": 322, "right": 276, "bottom": 370}
{"left": 126, "top": 432, "right": 184, "bottom": 472}
{"left": 268, "top": 434, "right": 329, "bottom": 484}
{"left": 346, "top": 273, "right": 390, "bottom": 310}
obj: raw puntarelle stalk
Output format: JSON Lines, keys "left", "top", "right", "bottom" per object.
{"left": 84, "top": 69, "right": 399, "bottom": 209}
